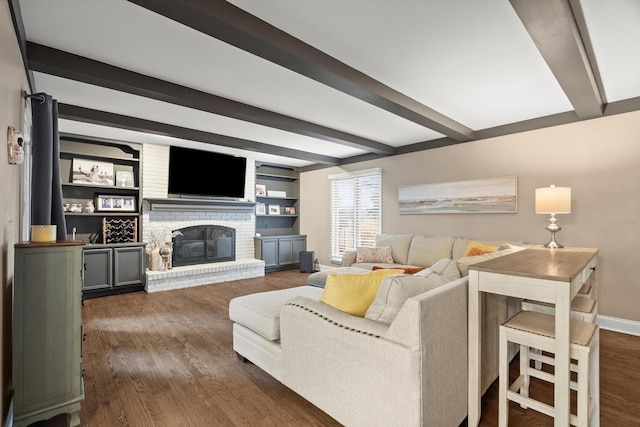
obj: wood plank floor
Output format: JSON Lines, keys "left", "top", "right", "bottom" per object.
{"left": 32, "top": 270, "right": 640, "bottom": 426}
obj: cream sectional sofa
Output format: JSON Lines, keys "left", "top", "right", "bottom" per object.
{"left": 229, "top": 234, "right": 525, "bottom": 426}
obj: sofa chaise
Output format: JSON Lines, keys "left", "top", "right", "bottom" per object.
{"left": 229, "top": 234, "right": 526, "bottom": 426}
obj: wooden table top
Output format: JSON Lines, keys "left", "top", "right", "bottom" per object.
{"left": 469, "top": 247, "right": 598, "bottom": 282}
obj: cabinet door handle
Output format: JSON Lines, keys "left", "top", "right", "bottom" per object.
{"left": 84, "top": 262, "right": 87, "bottom": 271}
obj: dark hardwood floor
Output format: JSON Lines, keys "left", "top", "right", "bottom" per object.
{"left": 31, "top": 270, "right": 640, "bottom": 426}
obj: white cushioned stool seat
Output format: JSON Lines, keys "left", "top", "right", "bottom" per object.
{"left": 499, "top": 310, "right": 600, "bottom": 427}
{"left": 522, "top": 297, "right": 598, "bottom": 323}
{"left": 229, "top": 285, "right": 324, "bottom": 341}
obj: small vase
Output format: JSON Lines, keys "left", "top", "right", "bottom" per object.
{"left": 150, "top": 247, "right": 162, "bottom": 271}
{"left": 159, "top": 242, "right": 173, "bottom": 270}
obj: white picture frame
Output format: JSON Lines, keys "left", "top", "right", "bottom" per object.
{"left": 256, "top": 202, "right": 266, "bottom": 215}
{"left": 268, "top": 204, "right": 280, "bottom": 215}
{"left": 72, "top": 158, "right": 114, "bottom": 186}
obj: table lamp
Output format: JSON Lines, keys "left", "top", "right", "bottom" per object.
{"left": 535, "top": 185, "right": 571, "bottom": 248}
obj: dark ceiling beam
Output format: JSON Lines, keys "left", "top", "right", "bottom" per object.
{"left": 509, "top": 0, "right": 603, "bottom": 119}
{"left": 58, "top": 104, "right": 341, "bottom": 165}
{"left": 27, "top": 43, "right": 393, "bottom": 156}
{"left": 7, "top": 0, "right": 35, "bottom": 93}
{"left": 127, "top": 0, "right": 475, "bottom": 142}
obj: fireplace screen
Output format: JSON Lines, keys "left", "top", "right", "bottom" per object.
{"left": 172, "top": 225, "right": 235, "bottom": 267}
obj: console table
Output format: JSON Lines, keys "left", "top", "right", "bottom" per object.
{"left": 467, "top": 247, "right": 598, "bottom": 426}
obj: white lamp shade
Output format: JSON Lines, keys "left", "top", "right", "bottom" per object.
{"left": 535, "top": 186, "right": 571, "bottom": 214}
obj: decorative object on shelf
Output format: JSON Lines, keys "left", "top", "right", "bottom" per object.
{"left": 535, "top": 184, "right": 571, "bottom": 249}
{"left": 115, "top": 170, "right": 135, "bottom": 187}
{"left": 268, "top": 204, "right": 280, "bottom": 215}
{"left": 84, "top": 200, "right": 95, "bottom": 213}
{"left": 398, "top": 176, "right": 518, "bottom": 214}
{"left": 31, "top": 225, "right": 57, "bottom": 242}
{"left": 96, "top": 194, "right": 137, "bottom": 212}
{"left": 69, "top": 203, "right": 82, "bottom": 213}
{"left": 256, "top": 184, "right": 267, "bottom": 196}
{"left": 71, "top": 158, "right": 114, "bottom": 186}
{"left": 159, "top": 242, "right": 173, "bottom": 270}
{"left": 63, "top": 203, "right": 71, "bottom": 212}
{"left": 268, "top": 190, "right": 287, "bottom": 197}
{"left": 256, "top": 202, "right": 266, "bottom": 215}
{"left": 102, "top": 217, "right": 138, "bottom": 243}
{"left": 285, "top": 206, "right": 296, "bottom": 215}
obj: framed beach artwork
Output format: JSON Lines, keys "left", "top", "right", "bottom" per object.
{"left": 398, "top": 176, "right": 518, "bottom": 214}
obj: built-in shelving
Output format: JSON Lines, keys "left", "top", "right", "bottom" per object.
{"left": 254, "top": 163, "right": 305, "bottom": 270}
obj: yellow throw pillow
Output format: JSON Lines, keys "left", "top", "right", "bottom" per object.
{"left": 320, "top": 269, "right": 405, "bottom": 317}
{"left": 462, "top": 241, "right": 499, "bottom": 257}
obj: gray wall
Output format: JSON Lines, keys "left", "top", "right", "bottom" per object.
{"left": 0, "top": 1, "right": 30, "bottom": 422}
{"left": 300, "top": 110, "right": 640, "bottom": 323}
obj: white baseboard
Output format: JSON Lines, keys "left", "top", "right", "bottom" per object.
{"left": 598, "top": 315, "right": 640, "bottom": 336}
{"left": 5, "top": 399, "right": 12, "bottom": 427}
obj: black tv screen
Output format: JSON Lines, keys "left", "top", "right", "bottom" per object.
{"left": 168, "top": 146, "right": 247, "bottom": 199}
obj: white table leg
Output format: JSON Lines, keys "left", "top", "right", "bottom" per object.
{"left": 554, "top": 285, "right": 571, "bottom": 427}
{"left": 468, "top": 270, "right": 481, "bottom": 426}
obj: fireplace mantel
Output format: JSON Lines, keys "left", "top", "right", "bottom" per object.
{"left": 144, "top": 198, "right": 256, "bottom": 213}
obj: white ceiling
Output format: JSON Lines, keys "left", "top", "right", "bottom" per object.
{"left": 15, "top": 0, "right": 640, "bottom": 169}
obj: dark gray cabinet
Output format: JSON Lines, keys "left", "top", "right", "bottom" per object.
{"left": 13, "top": 241, "right": 85, "bottom": 427}
{"left": 82, "top": 243, "right": 145, "bottom": 299}
{"left": 255, "top": 235, "right": 306, "bottom": 272}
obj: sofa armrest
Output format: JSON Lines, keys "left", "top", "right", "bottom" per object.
{"left": 340, "top": 250, "right": 357, "bottom": 267}
{"left": 283, "top": 296, "right": 390, "bottom": 337}
{"left": 385, "top": 276, "right": 468, "bottom": 347}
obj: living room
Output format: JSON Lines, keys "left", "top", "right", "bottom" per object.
{"left": 2, "top": 1, "right": 640, "bottom": 426}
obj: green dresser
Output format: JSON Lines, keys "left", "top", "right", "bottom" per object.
{"left": 13, "top": 241, "right": 85, "bottom": 426}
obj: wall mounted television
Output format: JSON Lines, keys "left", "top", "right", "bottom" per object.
{"left": 168, "top": 146, "right": 247, "bottom": 199}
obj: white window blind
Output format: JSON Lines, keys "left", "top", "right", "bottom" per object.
{"left": 329, "top": 168, "right": 382, "bottom": 263}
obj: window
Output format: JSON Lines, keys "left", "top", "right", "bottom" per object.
{"left": 329, "top": 168, "right": 382, "bottom": 263}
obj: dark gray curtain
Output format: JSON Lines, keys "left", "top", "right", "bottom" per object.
{"left": 31, "top": 93, "right": 67, "bottom": 241}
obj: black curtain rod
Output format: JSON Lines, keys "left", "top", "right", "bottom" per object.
{"left": 23, "top": 91, "right": 45, "bottom": 104}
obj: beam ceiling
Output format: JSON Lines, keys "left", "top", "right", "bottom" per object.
{"left": 127, "top": 0, "right": 476, "bottom": 142}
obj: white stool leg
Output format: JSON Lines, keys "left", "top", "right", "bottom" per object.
{"left": 519, "top": 343, "right": 529, "bottom": 408}
{"left": 577, "top": 348, "right": 589, "bottom": 427}
{"left": 499, "top": 327, "right": 509, "bottom": 427}
{"left": 591, "top": 331, "right": 600, "bottom": 427}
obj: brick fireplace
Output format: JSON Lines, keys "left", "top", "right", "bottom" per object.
{"left": 142, "top": 198, "right": 264, "bottom": 292}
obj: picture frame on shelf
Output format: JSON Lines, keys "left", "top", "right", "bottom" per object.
{"left": 72, "top": 158, "right": 114, "bottom": 186}
{"left": 256, "top": 184, "right": 267, "bottom": 196}
{"left": 268, "top": 190, "right": 287, "bottom": 197}
{"left": 96, "top": 194, "right": 137, "bottom": 212}
{"left": 115, "top": 170, "right": 135, "bottom": 188}
{"left": 268, "top": 204, "right": 280, "bottom": 215}
{"left": 285, "top": 206, "right": 296, "bottom": 215}
{"left": 256, "top": 202, "right": 266, "bottom": 215}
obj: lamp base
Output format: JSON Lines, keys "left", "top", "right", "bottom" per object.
{"left": 543, "top": 215, "right": 563, "bottom": 249}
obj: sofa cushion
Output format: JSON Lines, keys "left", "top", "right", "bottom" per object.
{"left": 372, "top": 265, "right": 426, "bottom": 274}
{"left": 375, "top": 234, "right": 414, "bottom": 265}
{"left": 457, "top": 244, "right": 527, "bottom": 276}
{"left": 452, "top": 237, "right": 524, "bottom": 260}
{"left": 229, "top": 286, "right": 324, "bottom": 341}
{"left": 307, "top": 267, "right": 371, "bottom": 288}
{"left": 406, "top": 235, "right": 455, "bottom": 267}
{"left": 462, "top": 241, "right": 499, "bottom": 257}
{"left": 365, "top": 273, "right": 450, "bottom": 325}
{"left": 356, "top": 246, "right": 394, "bottom": 263}
{"left": 320, "top": 269, "right": 405, "bottom": 317}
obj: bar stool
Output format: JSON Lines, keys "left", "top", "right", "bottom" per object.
{"left": 522, "top": 296, "right": 597, "bottom": 323}
{"left": 499, "top": 310, "right": 600, "bottom": 427}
